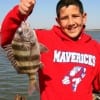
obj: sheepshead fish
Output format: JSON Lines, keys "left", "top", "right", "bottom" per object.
{"left": 3, "top": 21, "right": 48, "bottom": 95}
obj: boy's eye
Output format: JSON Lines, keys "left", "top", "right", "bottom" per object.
{"left": 60, "top": 15, "right": 80, "bottom": 20}
{"left": 72, "top": 15, "right": 80, "bottom": 18}
{"left": 60, "top": 16, "right": 68, "bottom": 20}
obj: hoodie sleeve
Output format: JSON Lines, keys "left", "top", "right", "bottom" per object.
{"left": 1, "top": 5, "right": 28, "bottom": 47}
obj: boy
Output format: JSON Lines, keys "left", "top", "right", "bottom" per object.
{"left": 1, "top": 0, "right": 100, "bottom": 100}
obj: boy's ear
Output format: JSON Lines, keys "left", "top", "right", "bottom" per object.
{"left": 83, "top": 13, "right": 87, "bottom": 25}
{"left": 55, "top": 17, "right": 60, "bottom": 24}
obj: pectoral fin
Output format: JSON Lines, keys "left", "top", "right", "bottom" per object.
{"left": 39, "top": 43, "right": 48, "bottom": 53}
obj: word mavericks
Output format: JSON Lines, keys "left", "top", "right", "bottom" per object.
{"left": 53, "top": 50, "right": 96, "bottom": 67}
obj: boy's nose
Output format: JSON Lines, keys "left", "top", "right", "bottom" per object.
{"left": 68, "top": 17, "right": 74, "bottom": 25}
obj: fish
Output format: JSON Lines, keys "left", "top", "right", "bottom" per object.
{"left": 3, "top": 21, "right": 48, "bottom": 95}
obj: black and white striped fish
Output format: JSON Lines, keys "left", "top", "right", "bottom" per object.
{"left": 4, "top": 21, "right": 48, "bottom": 95}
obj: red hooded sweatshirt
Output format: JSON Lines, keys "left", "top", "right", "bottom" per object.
{"left": 1, "top": 6, "right": 100, "bottom": 100}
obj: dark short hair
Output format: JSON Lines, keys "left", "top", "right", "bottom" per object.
{"left": 56, "top": 0, "right": 84, "bottom": 18}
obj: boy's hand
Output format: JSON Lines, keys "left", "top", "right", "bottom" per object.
{"left": 19, "top": 0, "right": 36, "bottom": 15}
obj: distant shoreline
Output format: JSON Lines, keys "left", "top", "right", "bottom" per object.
{"left": 86, "top": 29, "right": 100, "bottom": 31}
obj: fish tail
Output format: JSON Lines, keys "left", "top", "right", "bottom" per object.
{"left": 28, "top": 81, "right": 36, "bottom": 96}
{"left": 28, "top": 74, "right": 39, "bottom": 96}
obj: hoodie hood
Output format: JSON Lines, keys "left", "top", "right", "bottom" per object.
{"left": 52, "top": 25, "right": 92, "bottom": 43}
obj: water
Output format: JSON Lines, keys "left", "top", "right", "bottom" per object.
{"left": 86, "top": 30, "right": 100, "bottom": 42}
{"left": 0, "top": 47, "right": 40, "bottom": 100}
{"left": 0, "top": 31, "right": 100, "bottom": 100}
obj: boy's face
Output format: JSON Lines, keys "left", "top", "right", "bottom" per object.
{"left": 56, "top": 5, "right": 87, "bottom": 39}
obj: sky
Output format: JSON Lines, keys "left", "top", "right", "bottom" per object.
{"left": 0, "top": 0, "right": 100, "bottom": 29}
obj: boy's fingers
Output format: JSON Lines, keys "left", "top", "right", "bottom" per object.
{"left": 29, "top": 0, "right": 36, "bottom": 4}
{"left": 19, "top": 0, "right": 36, "bottom": 15}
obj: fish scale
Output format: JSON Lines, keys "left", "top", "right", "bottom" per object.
{"left": 3, "top": 21, "right": 48, "bottom": 96}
